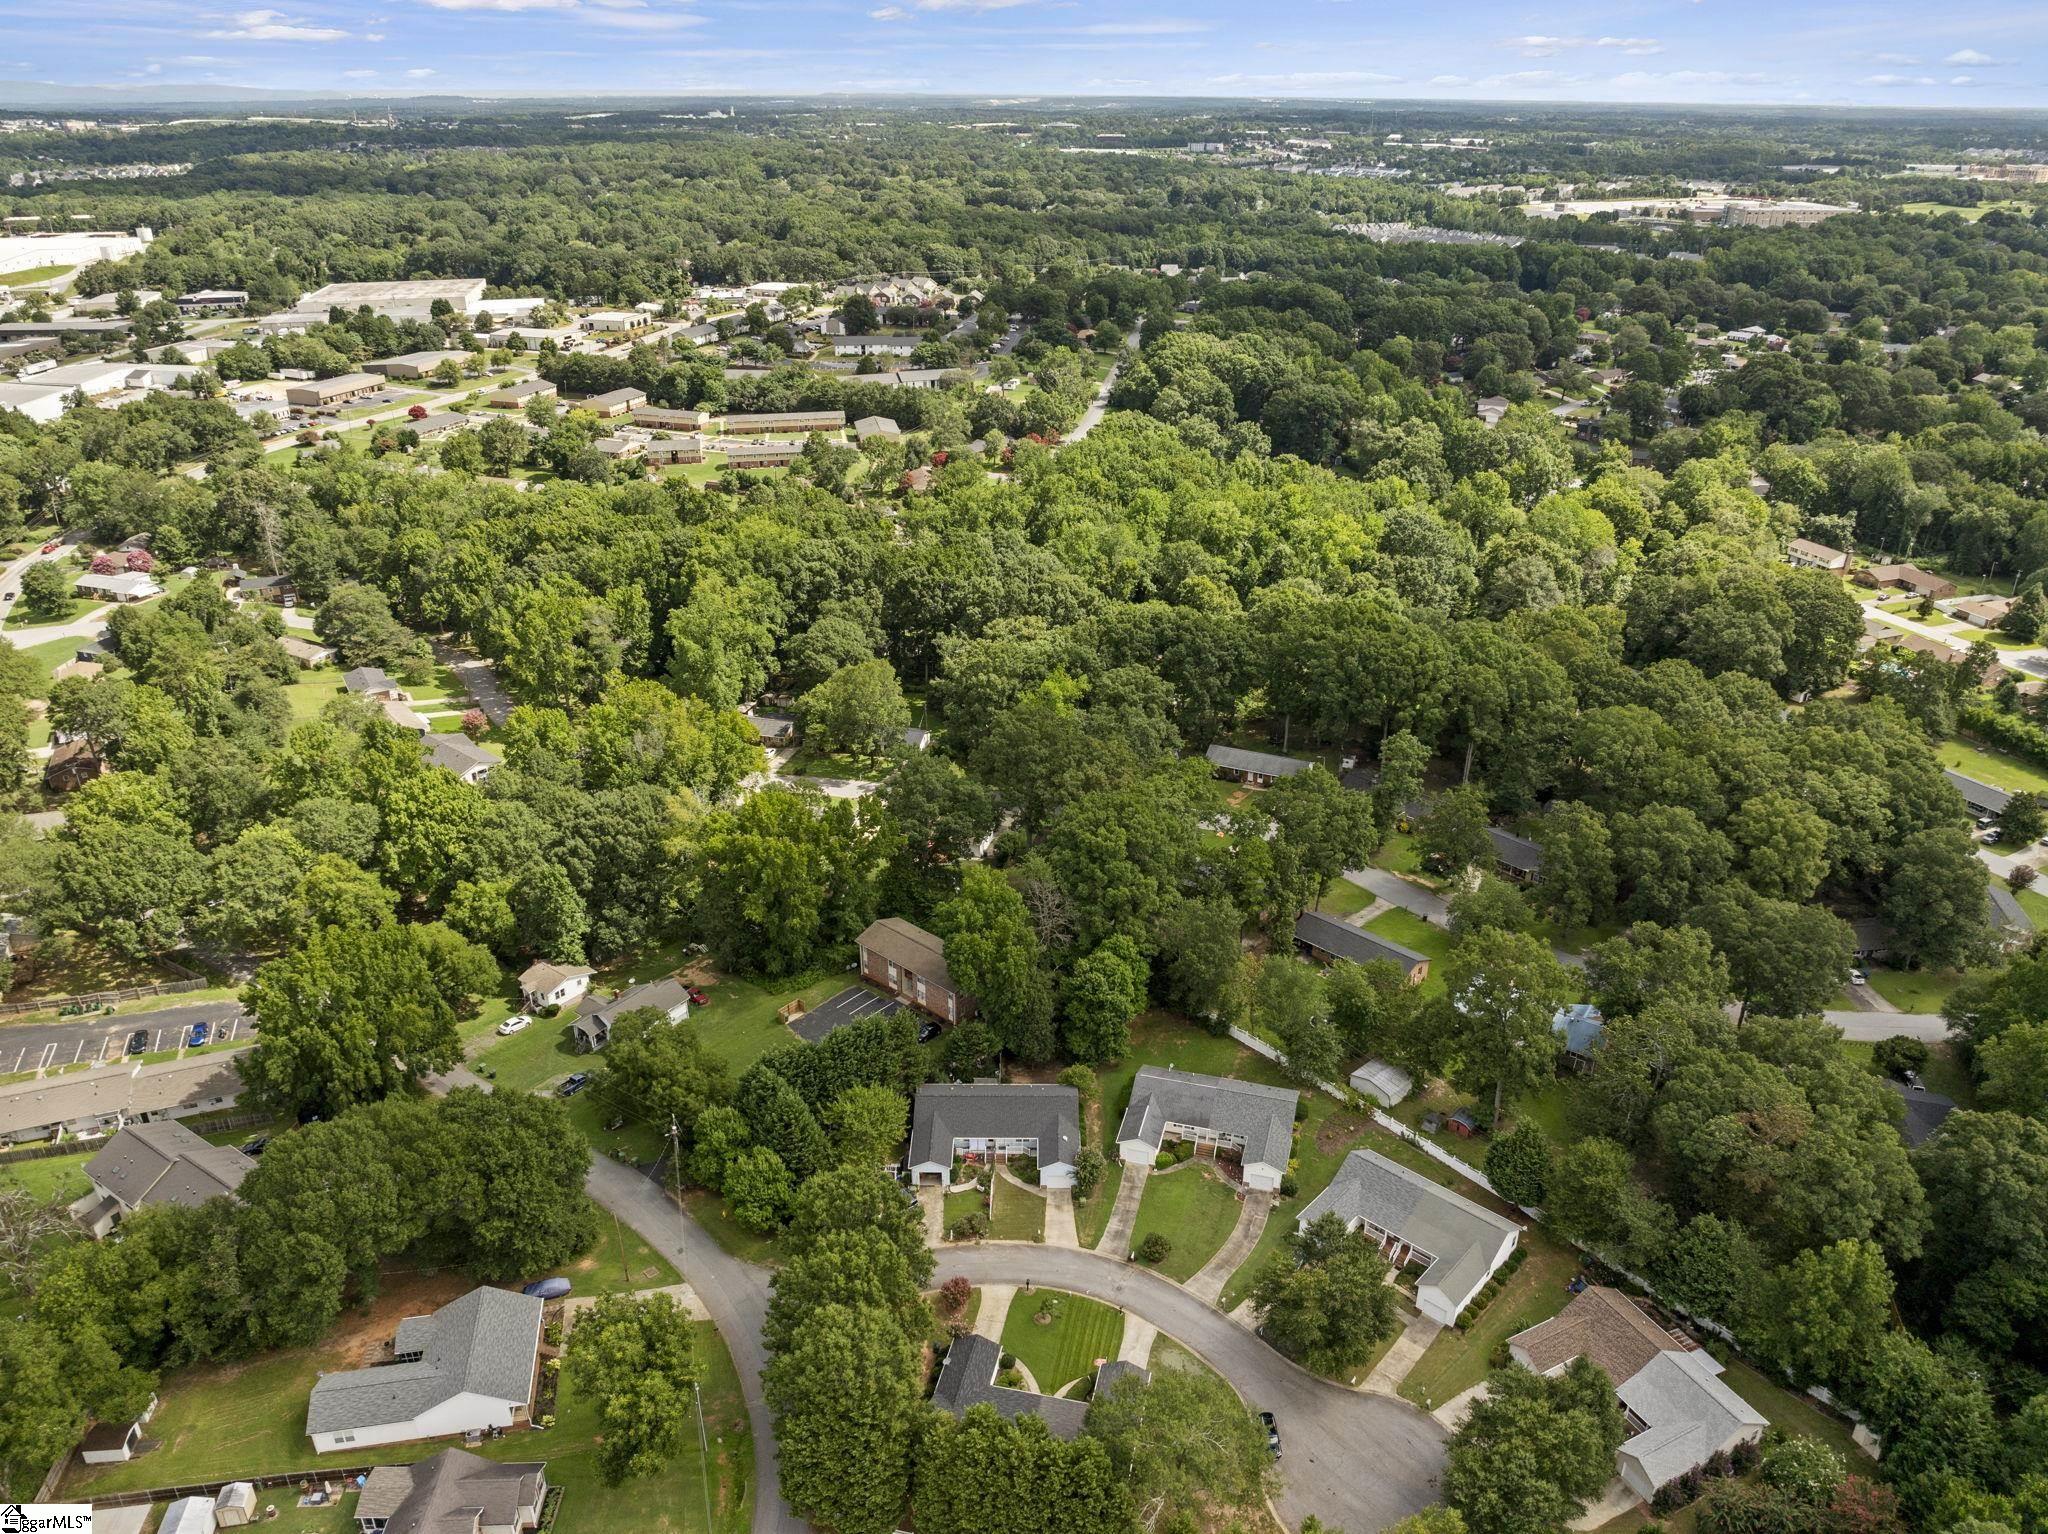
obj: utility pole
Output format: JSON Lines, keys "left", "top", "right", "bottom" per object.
{"left": 693, "top": 1378, "right": 714, "bottom": 1534}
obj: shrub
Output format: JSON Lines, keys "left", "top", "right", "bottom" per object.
{"left": 1278, "top": 1172, "right": 1299, "bottom": 1198}
{"left": 2010, "top": 864, "right": 2038, "bottom": 893}
{"left": 937, "top": 1276, "right": 972, "bottom": 1315}
{"left": 1137, "top": 1232, "right": 1172, "bottom": 1264}
{"left": 1155, "top": 1152, "right": 1175, "bottom": 1169}
{"left": 1872, "top": 1036, "right": 1931, "bottom": 1080}
{"left": 461, "top": 708, "right": 488, "bottom": 737}
{"left": 949, "top": 1211, "right": 988, "bottom": 1241}
{"left": 999, "top": 1351, "right": 1016, "bottom": 1370}
{"left": 1010, "top": 1154, "right": 1039, "bottom": 1184}
{"left": 1056, "top": 1064, "right": 1096, "bottom": 1104}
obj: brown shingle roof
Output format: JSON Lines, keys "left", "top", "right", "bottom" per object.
{"left": 858, "top": 917, "right": 955, "bottom": 991}
{"left": 1510, "top": 1285, "right": 1680, "bottom": 1384}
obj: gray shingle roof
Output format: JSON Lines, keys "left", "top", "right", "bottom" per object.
{"left": 859, "top": 918, "right": 957, "bottom": 993}
{"left": 343, "top": 666, "right": 396, "bottom": 695}
{"left": 1115, "top": 1066, "right": 1297, "bottom": 1175}
{"left": 422, "top": 732, "right": 495, "bottom": 777}
{"left": 305, "top": 1286, "right": 542, "bottom": 1436}
{"left": 85, "top": 1119, "right": 251, "bottom": 1213}
{"left": 909, "top": 1084, "right": 1079, "bottom": 1171}
{"left": 587, "top": 978, "right": 691, "bottom": 1029}
{"left": 1205, "top": 743, "right": 1310, "bottom": 780}
{"left": 1945, "top": 769, "right": 2010, "bottom": 816}
{"left": 1616, "top": 1350, "right": 1766, "bottom": 1490}
{"left": 930, "top": 1333, "right": 1089, "bottom": 1439}
{"left": 1294, "top": 910, "right": 1427, "bottom": 971}
{"left": 355, "top": 1448, "right": 545, "bottom": 1534}
{"left": 1487, "top": 825, "right": 1543, "bottom": 874}
{"left": 1296, "top": 1148, "right": 1519, "bottom": 1313}
{"left": 1989, "top": 883, "right": 2034, "bottom": 934}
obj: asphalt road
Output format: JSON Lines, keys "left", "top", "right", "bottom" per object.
{"left": 0, "top": 1000, "right": 246, "bottom": 1074}
{"left": 1823, "top": 1011, "right": 1949, "bottom": 1042}
{"left": 1062, "top": 319, "right": 1143, "bottom": 445}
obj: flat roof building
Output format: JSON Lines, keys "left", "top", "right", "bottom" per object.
{"left": 718, "top": 409, "right": 847, "bottom": 435}
{"left": 366, "top": 350, "right": 471, "bottom": 380}
{"left": 297, "top": 277, "right": 487, "bottom": 321}
{"left": 285, "top": 372, "right": 382, "bottom": 408}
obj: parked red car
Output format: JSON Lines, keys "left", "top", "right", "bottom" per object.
{"left": 39, "top": 540, "right": 60, "bottom": 554}
{"left": 686, "top": 986, "right": 709, "bottom": 1006}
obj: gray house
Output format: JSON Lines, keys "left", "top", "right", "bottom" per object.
{"left": 354, "top": 1447, "right": 547, "bottom": 1534}
{"left": 931, "top": 1333, "right": 1145, "bottom": 1440}
{"left": 1294, "top": 910, "right": 1431, "bottom": 984}
{"left": 71, "top": 1119, "right": 252, "bottom": 1238}
{"left": 908, "top": 1083, "right": 1079, "bottom": 1189}
{"left": 570, "top": 977, "right": 691, "bottom": 1052}
{"left": 1205, "top": 743, "right": 1310, "bottom": 788}
{"left": 1114, "top": 1067, "right": 1297, "bottom": 1191}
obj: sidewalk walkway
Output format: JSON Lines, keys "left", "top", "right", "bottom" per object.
{"left": 974, "top": 1283, "right": 1015, "bottom": 1343}
{"left": 1118, "top": 1314, "right": 1158, "bottom": 1367}
{"left": 1185, "top": 1191, "right": 1273, "bottom": 1305}
{"left": 1097, "top": 1161, "right": 1149, "bottom": 1258}
{"left": 1360, "top": 1309, "right": 1441, "bottom": 1396}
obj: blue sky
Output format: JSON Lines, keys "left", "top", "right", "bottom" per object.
{"left": 8, "top": 0, "right": 2048, "bottom": 108}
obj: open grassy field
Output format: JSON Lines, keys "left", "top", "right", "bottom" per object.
{"left": 1127, "top": 1163, "right": 1243, "bottom": 1281}
{"left": 0, "top": 263, "right": 74, "bottom": 284}
{"left": 1901, "top": 199, "right": 2034, "bottom": 220}
{"left": 686, "top": 970, "right": 849, "bottom": 1076}
{"left": 1865, "top": 965, "right": 1969, "bottom": 1014}
{"left": 998, "top": 1289, "right": 1125, "bottom": 1395}
{"left": 0, "top": 1146, "right": 93, "bottom": 1202}
{"left": 1937, "top": 736, "right": 2048, "bottom": 794}
{"left": 5, "top": 596, "right": 97, "bottom": 629}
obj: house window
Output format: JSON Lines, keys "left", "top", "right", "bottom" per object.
{"left": 334, "top": 1432, "right": 355, "bottom": 1444}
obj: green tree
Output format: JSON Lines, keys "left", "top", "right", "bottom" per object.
{"left": 1250, "top": 1211, "right": 1399, "bottom": 1374}
{"left": 937, "top": 864, "right": 1056, "bottom": 1062}
{"left": 1371, "top": 731, "right": 1430, "bottom": 846}
{"left": 1416, "top": 785, "right": 1492, "bottom": 877}
{"left": 1252, "top": 952, "right": 1340, "bottom": 1087}
{"left": 1061, "top": 935, "right": 1147, "bottom": 1063}
{"left": 1084, "top": 1360, "right": 1272, "bottom": 1532}
{"left": 1749, "top": 1239, "right": 1894, "bottom": 1392}
{"left": 1266, "top": 765, "right": 1376, "bottom": 911}
{"left": 765, "top": 1227, "right": 930, "bottom": 1356}
{"left": 723, "top": 1146, "right": 795, "bottom": 1233}
{"left": 1151, "top": 894, "right": 1246, "bottom": 1023}
{"left": 1448, "top": 879, "right": 1532, "bottom": 940}
{"left": 914, "top": 1405, "right": 1133, "bottom": 1534}
{"left": 1978, "top": 1021, "right": 2048, "bottom": 1118}
{"left": 19, "top": 558, "right": 71, "bottom": 617}
{"left": 826, "top": 1084, "right": 909, "bottom": 1169}
{"left": 799, "top": 658, "right": 912, "bottom": 759}
{"left": 1882, "top": 829, "right": 1998, "bottom": 973}
{"left": 569, "top": 1293, "right": 699, "bottom": 1485}
{"left": 597, "top": 1011, "right": 733, "bottom": 1142}
{"left": 766, "top": 1301, "right": 922, "bottom": 1534}
{"left": 1484, "top": 1124, "right": 1552, "bottom": 1207}
{"left": 1440, "top": 931, "right": 1573, "bottom": 1122}
{"left": 1444, "top": 1360, "right": 1627, "bottom": 1534}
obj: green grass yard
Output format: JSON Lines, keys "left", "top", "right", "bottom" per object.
{"left": 1839, "top": 1038, "right": 1976, "bottom": 1109}
{"left": 1126, "top": 1163, "right": 1243, "bottom": 1280}
{"left": 1314, "top": 878, "right": 1374, "bottom": 919}
{"left": 1710, "top": 1348, "right": 1865, "bottom": 1464}
{"left": 998, "top": 1289, "right": 1125, "bottom": 1395}
{"left": 1397, "top": 1228, "right": 1578, "bottom": 1411}
{"left": 0, "top": 263, "right": 76, "bottom": 284}
{"left": 0, "top": 1146, "right": 92, "bottom": 1202}
{"left": 1074, "top": 1159, "right": 1124, "bottom": 1248}
{"left": 5, "top": 596, "right": 96, "bottom": 629}
{"left": 1216, "top": 1094, "right": 1381, "bottom": 1312}
{"left": 990, "top": 1176, "right": 1046, "bottom": 1242}
{"left": 685, "top": 971, "right": 849, "bottom": 1077}
{"left": 1901, "top": 199, "right": 2034, "bottom": 221}
{"left": 1937, "top": 737, "right": 2048, "bottom": 795}
{"left": 1865, "top": 966, "right": 1969, "bottom": 1014}
{"left": 1365, "top": 908, "right": 1455, "bottom": 993}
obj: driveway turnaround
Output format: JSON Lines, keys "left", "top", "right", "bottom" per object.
{"left": 935, "top": 1244, "right": 1447, "bottom": 1534}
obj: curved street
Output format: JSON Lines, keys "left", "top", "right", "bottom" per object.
{"left": 581, "top": 1150, "right": 1448, "bottom": 1534}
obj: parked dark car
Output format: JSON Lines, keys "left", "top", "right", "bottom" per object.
{"left": 125, "top": 1029, "right": 149, "bottom": 1056}
{"left": 241, "top": 1135, "right": 269, "bottom": 1157}
{"left": 187, "top": 1021, "right": 210, "bottom": 1047}
{"left": 917, "top": 1020, "right": 941, "bottom": 1044}
{"left": 557, "top": 1073, "right": 590, "bottom": 1097}
{"left": 1259, "top": 1410, "right": 1281, "bottom": 1458}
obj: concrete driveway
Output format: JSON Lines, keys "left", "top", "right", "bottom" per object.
{"left": 934, "top": 1245, "right": 1447, "bottom": 1534}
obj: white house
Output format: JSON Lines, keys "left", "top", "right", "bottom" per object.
{"left": 1295, "top": 1148, "right": 1520, "bottom": 1325}
{"left": 908, "top": 1083, "right": 1080, "bottom": 1190}
{"left": 519, "top": 960, "right": 594, "bottom": 1012}
{"left": 1114, "top": 1067, "right": 1297, "bottom": 1192}
{"left": 306, "top": 1287, "right": 543, "bottom": 1453}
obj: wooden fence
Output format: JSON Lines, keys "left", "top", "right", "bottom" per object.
{"left": 0, "top": 977, "right": 210, "bottom": 1018}
{"left": 85, "top": 1465, "right": 382, "bottom": 1510}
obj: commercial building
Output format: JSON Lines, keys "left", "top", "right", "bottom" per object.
{"left": 908, "top": 1083, "right": 1081, "bottom": 1188}
{"left": 174, "top": 288, "right": 247, "bottom": 314}
{"left": 285, "top": 372, "right": 382, "bottom": 408}
{"left": 718, "top": 409, "right": 846, "bottom": 435}
{"left": 366, "top": 350, "right": 471, "bottom": 380}
{"left": 1296, "top": 1148, "right": 1521, "bottom": 1324}
{"left": 296, "top": 277, "right": 487, "bottom": 321}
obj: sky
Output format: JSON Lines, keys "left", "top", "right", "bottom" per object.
{"left": 6, "top": 0, "right": 2048, "bottom": 110}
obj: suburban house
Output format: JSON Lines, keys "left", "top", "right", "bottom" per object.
{"left": 70, "top": 1119, "right": 252, "bottom": 1238}
{"left": 1853, "top": 563, "right": 1958, "bottom": 600}
{"left": 853, "top": 415, "right": 901, "bottom": 440}
{"left": 306, "top": 1286, "right": 544, "bottom": 1453}
{"left": 1552, "top": 1003, "right": 1606, "bottom": 1070}
{"left": 1474, "top": 396, "right": 1512, "bottom": 428}
{"left": 1295, "top": 1148, "right": 1521, "bottom": 1324}
{"left": 75, "top": 570, "right": 162, "bottom": 603}
{"left": 518, "top": 960, "right": 594, "bottom": 1012}
{"left": 907, "top": 1083, "right": 1080, "bottom": 1189}
{"left": 743, "top": 708, "right": 800, "bottom": 747}
{"left": 0, "top": 1052, "right": 244, "bottom": 1145}
{"left": 1944, "top": 768, "right": 2010, "bottom": 821}
{"left": 1786, "top": 538, "right": 1849, "bottom": 571}
{"left": 235, "top": 573, "right": 295, "bottom": 604}
{"left": 44, "top": 739, "right": 106, "bottom": 793}
{"left": 343, "top": 666, "right": 407, "bottom": 701}
{"left": 1349, "top": 1058, "right": 1414, "bottom": 1108}
{"left": 423, "top": 733, "right": 496, "bottom": 785}
{"left": 1114, "top": 1066, "right": 1298, "bottom": 1191}
{"left": 1955, "top": 594, "right": 2017, "bottom": 628}
{"left": 1487, "top": 826, "right": 1544, "bottom": 883}
{"left": 355, "top": 1448, "right": 547, "bottom": 1534}
{"left": 1888, "top": 1080, "right": 1956, "bottom": 1146}
{"left": 1988, "top": 883, "right": 2035, "bottom": 950}
{"left": 569, "top": 977, "right": 691, "bottom": 1053}
{"left": 285, "top": 373, "right": 383, "bottom": 409}
{"left": 931, "top": 1333, "right": 1145, "bottom": 1440}
{"left": 278, "top": 636, "right": 335, "bottom": 669}
{"left": 1205, "top": 743, "right": 1311, "bottom": 788}
{"left": 79, "top": 1396, "right": 158, "bottom": 1465}
{"left": 1293, "top": 910, "right": 1431, "bottom": 985}
{"left": 858, "top": 917, "right": 975, "bottom": 1023}
{"left": 1509, "top": 1286, "right": 1766, "bottom": 1502}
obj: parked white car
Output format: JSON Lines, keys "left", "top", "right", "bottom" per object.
{"left": 497, "top": 1014, "right": 532, "bottom": 1035}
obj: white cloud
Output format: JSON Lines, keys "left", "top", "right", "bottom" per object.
{"left": 406, "top": 65, "right": 435, "bottom": 75}
{"left": 1428, "top": 73, "right": 1472, "bottom": 86}
{"left": 206, "top": 8, "right": 349, "bottom": 40}
{"left": 894, "top": 0, "right": 1037, "bottom": 10}
{"left": 1863, "top": 72, "right": 1936, "bottom": 85}
{"left": 870, "top": 4, "right": 911, "bottom": 15}
{"left": 1505, "top": 33, "right": 1660, "bottom": 58}
{"left": 365, "top": 29, "right": 385, "bottom": 38}
{"left": 1505, "top": 34, "right": 1570, "bottom": 55}
{"left": 1610, "top": 69, "right": 1773, "bottom": 87}
{"left": 1483, "top": 69, "right": 1590, "bottom": 87}
{"left": 584, "top": 5, "right": 704, "bottom": 27}
{"left": 1944, "top": 48, "right": 1999, "bottom": 65}
{"left": 1593, "top": 36, "right": 1662, "bottom": 54}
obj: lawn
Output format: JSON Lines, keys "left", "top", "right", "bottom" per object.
{"left": 565, "top": 1206, "right": 682, "bottom": 1295}
{"left": 1216, "top": 1093, "right": 1381, "bottom": 1312}
{"left": 1711, "top": 1347, "right": 1865, "bottom": 1462}
{"left": 472, "top": 1012, "right": 586, "bottom": 1093}
{"left": 1865, "top": 966, "right": 1969, "bottom": 1014}
{"left": 683, "top": 970, "right": 849, "bottom": 1077}
{"left": 1146, "top": 1334, "right": 1228, "bottom": 1390}
{"left": 1126, "top": 1163, "right": 1243, "bottom": 1280}
{"left": 1314, "top": 878, "right": 1374, "bottom": 919}
{"left": 944, "top": 1187, "right": 984, "bottom": 1236}
{"left": 1397, "top": 1226, "right": 1579, "bottom": 1412}
{"left": 6, "top": 938, "right": 191, "bottom": 1001}
{"left": 1074, "top": 1158, "right": 1124, "bottom": 1249}
{"left": 1365, "top": 908, "right": 1456, "bottom": 993}
{"left": 990, "top": 1176, "right": 1046, "bottom": 1242}
{"left": 2019, "top": 886, "right": 2048, "bottom": 930}
{"left": 1937, "top": 737, "right": 2048, "bottom": 795}
{"left": 0, "top": 263, "right": 76, "bottom": 284}
{"left": 1371, "top": 831, "right": 1434, "bottom": 882}
{"left": 998, "top": 1289, "right": 1125, "bottom": 1395}
{"left": 1901, "top": 199, "right": 2034, "bottom": 221}
{"left": 5, "top": 596, "right": 96, "bottom": 629}
{"left": 0, "top": 1147, "right": 94, "bottom": 1203}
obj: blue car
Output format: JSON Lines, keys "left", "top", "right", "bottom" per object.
{"left": 523, "top": 1277, "right": 573, "bottom": 1300}
{"left": 188, "top": 1021, "right": 210, "bottom": 1047}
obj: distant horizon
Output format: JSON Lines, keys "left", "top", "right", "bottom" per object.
{"left": 9, "top": 0, "right": 2048, "bottom": 114}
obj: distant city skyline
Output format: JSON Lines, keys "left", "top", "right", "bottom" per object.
{"left": 4, "top": 0, "right": 2047, "bottom": 111}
